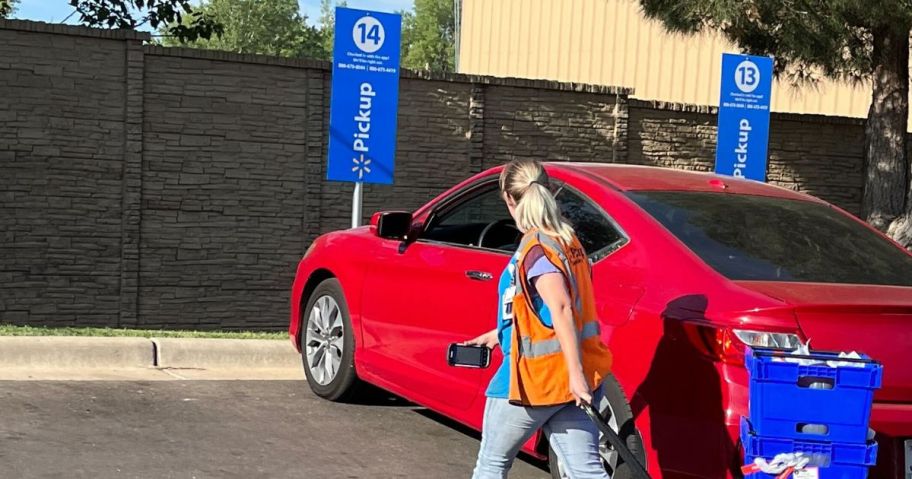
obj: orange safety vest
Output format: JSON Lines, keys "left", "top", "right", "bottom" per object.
{"left": 508, "top": 230, "right": 613, "bottom": 407}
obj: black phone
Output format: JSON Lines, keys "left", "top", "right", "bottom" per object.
{"left": 447, "top": 343, "right": 491, "bottom": 368}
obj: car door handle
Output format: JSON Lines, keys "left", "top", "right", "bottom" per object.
{"left": 465, "top": 270, "right": 493, "bottom": 281}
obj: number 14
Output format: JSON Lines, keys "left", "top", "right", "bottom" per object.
{"left": 358, "top": 23, "right": 381, "bottom": 45}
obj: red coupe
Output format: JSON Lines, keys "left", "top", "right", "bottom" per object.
{"left": 289, "top": 163, "right": 912, "bottom": 479}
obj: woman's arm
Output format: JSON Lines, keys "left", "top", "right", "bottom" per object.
{"left": 535, "top": 272, "right": 592, "bottom": 406}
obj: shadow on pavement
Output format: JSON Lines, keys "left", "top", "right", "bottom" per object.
{"left": 346, "top": 383, "right": 416, "bottom": 407}
{"left": 343, "top": 384, "right": 551, "bottom": 474}
{"left": 413, "top": 405, "right": 551, "bottom": 474}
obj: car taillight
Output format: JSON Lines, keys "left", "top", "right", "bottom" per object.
{"left": 683, "top": 324, "right": 803, "bottom": 367}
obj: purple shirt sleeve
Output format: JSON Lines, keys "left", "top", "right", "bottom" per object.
{"left": 523, "top": 246, "right": 561, "bottom": 298}
{"left": 527, "top": 255, "right": 560, "bottom": 279}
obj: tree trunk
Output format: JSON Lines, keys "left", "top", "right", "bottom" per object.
{"left": 862, "top": 26, "right": 909, "bottom": 240}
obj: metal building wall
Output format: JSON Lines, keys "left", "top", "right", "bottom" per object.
{"left": 458, "top": 0, "right": 873, "bottom": 118}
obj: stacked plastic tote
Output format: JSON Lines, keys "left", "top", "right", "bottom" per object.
{"left": 741, "top": 348, "right": 883, "bottom": 479}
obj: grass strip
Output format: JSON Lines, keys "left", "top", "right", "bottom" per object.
{"left": 0, "top": 324, "right": 287, "bottom": 340}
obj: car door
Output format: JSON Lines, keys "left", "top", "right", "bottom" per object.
{"left": 359, "top": 179, "right": 515, "bottom": 414}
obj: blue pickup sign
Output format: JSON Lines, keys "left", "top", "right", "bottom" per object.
{"left": 326, "top": 7, "right": 401, "bottom": 185}
{"left": 715, "top": 53, "right": 773, "bottom": 181}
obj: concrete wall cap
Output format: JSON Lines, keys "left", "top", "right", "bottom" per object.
{"left": 0, "top": 18, "right": 150, "bottom": 41}
{"left": 142, "top": 44, "right": 632, "bottom": 95}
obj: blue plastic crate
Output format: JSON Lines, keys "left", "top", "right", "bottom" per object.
{"left": 741, "top": 418, "right": 878, "bottom": 466}
{"left": 746, "top": 348, "right": 883, "bottom": 443}
{"left": 741, "top": 417, "right": 878, "bottom": 479}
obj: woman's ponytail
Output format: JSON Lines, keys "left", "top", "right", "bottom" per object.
{"left": 499, "top": 160, "right": 574, "bottom": 245}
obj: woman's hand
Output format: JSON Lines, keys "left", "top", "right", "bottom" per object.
{"left": 569, "top": 373, "right": 593, "bottom": 406}
{"left": 463, "top": 329, "right": 499, "bottom": 349}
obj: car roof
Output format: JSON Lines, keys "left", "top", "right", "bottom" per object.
{"left": 549, "top": 162, "right": 824, "bottom": 203}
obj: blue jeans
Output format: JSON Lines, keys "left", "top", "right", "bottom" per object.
{"left": 472, "top": 390, "right": 609, "bottom": 479}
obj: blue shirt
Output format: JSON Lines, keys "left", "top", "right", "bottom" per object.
{"left": 486, "top": 248, "right": 559, "bottom": 398}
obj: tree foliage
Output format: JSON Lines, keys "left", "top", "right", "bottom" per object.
{"left": 68, "top": 0, "right": 222, "bottom": 42}
{"left": 160, "top": 0, "right": 324, "bottom": 58}
{"left": 60, "top": 0, "right": 455, "bottom": 70}
{"left": 0, "top": 0, "right": 13, "bottom": 18}
{"left": 0, "top": 0, "right": 18, "bottom": 18}
{"left": 401, "top": 0, "right": 456, "bottom": 72}
{"left": 399, "top": 10, "right": 416, "bottom": 63}
{"left": 319, "top": 0, "right": 348, "bottom": 60}
{"left": 640, "top": 0, "right": 912, "bottom": 84}
{"left": 640, "top": 0, "right": 912, "bottom": 246}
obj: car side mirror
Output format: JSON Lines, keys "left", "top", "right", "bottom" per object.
{"left": 370, "top": 211, "right": 412, "bottom": 240}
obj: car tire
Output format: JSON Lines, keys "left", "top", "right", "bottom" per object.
{"left": 300, "top": 278, "right": 360, "bottom": 402}
{"left": 549, "top": 373, "right": 646, "bottom": 479}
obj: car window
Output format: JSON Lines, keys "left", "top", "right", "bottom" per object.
{"left": 555, "top": 187, "right": 627, "bottom": 260}
{"left": 627, "top": 191, "right": 912, "bottom": 286}
{"left": 422, "top": 184, "right": 517, "bottom": 251}
{"left": 436, "top": 186, "right": 507, "bottom": 228}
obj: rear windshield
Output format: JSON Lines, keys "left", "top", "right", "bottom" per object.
{"left": 628, "top": 191, "right": 912, "bottom": 286}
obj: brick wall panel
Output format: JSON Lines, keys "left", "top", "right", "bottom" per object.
{"left": 139, "top": 54, "right": 308, "bottom": 330}
{"left": 483, "top": 86, "right": 622, "bottom": 167}
{"left": 0, "top": 27, "right": 125, "bottom": 327}
{"left": 629, "top": 101, "right": 866, "bottom": 215}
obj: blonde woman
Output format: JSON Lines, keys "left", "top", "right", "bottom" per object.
{"left": 465, "top": 159, "right": 614, "bottom": 479}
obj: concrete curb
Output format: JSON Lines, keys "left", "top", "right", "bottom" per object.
{"left": 0, "top": 336, "right": 154, "bottom": 369}
{"left": 0, "top": 336, "right": 302, "bottom": 373}
{"left": 152, "top": 338, "right": 300, "bottom": 369}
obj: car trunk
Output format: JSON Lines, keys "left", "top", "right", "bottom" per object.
{"left": 735, "top": 281, "right": 912, "bottom": 402}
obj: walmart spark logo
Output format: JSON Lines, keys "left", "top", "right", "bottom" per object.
{"left": 352, "top": 154, "right": 372, "bottom": 179}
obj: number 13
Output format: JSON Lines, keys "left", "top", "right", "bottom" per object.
{"left": 738, "top": 65, "right": 757, "bottom": 86}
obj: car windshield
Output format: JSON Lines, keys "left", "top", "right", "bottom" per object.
{"left": 627, "top": 191, "right": 912, "bottom": 286}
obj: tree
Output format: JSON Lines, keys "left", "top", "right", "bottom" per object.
{"left": 640, "top": 0, "right": 912, "bottom": 248}
{"left": 68, "top": 0, "right": 221, "bottom": 42}
{"left": 0, "top": 0, "right": 19, "bottom": 18}
{"left": 160, "top": 0, "right": 324, "bottom": 58}
{"left": 399, "top": 10, "right": 416, "bottom": 64}
{"left": 402, "top": 0, "right": 456, "bottom": 72}
{"left": 319, "top": 0, "right": 347, "bottom": 59}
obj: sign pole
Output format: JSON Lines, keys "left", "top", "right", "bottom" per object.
{"left": 352, "top": 181, "right": 363, "bottom": 228}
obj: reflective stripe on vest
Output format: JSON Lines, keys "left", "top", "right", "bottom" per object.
{"left": 518, "top": 320, "right": 601, "bottom": 358}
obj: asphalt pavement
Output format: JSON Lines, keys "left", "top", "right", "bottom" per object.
{"left": 0, "top": 380, "right": 550, "bottom": 479}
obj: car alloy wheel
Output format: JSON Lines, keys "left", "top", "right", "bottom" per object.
{"left": 304, "top": 295, "right": 344, "bottom": 386}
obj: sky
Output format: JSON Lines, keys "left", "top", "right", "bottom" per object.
{"left": 12, "top": 0, "right": 414, "bottom": 30}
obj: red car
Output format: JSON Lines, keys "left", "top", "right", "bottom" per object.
{"left": 289, "top": 163, "right": 912, "bottom": 479}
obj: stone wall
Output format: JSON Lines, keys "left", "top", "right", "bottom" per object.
{"left": 139, "top": 50, "right": 313, "bottom": 330}
{"left": 0, "top": 23, "right": 143, "bottom": 327}
{"left": 628, "top": 100, "right": 867, "bottom": 216}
